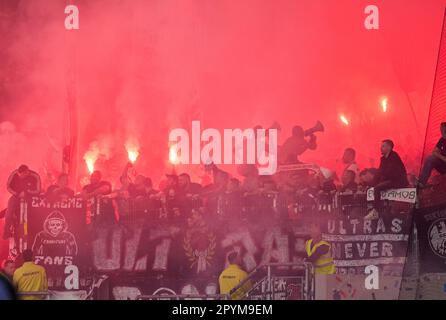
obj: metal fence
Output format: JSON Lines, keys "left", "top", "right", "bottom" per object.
{"left": 136, "top": 262, "right": 314, "bottom": 301}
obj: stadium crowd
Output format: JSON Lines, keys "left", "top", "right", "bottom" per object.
{"left": 0, "top": 122, "right": 445, "bottom": 300}
{"left": 3, "top": 121, "right": 445, "bottom": 240}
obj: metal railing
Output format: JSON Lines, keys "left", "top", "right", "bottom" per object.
{"left": 137, "top": 262, "right": 314, "bottom": 301}
{"left": 16, "top": 291, "right": 53, "bottom": 299}
{"left": 229, "top": 262, "right": 314, "bottom": 300}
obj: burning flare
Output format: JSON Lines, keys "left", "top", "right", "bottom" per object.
{"left": 83, "top": 154, "right": 96, "bottom": 174}
{"left": 83, "top": 138, "right": 113, "bottom": 175}
{"left": 125, "top": 138, "right": 140, "bottom": 164}
{"left": 169, "top": 145, "right": 179, "bottom": 165}
{"left": 127, "top": 150, "right": 139, "bottom": 163}
{"left": 381, "top": 98, "right": 388, "bottom": 113}
{"left": 340, "top": 114, "right": 349, "bottom": 126}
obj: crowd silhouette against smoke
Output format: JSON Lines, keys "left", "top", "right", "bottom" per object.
{"left": 1, "top": 0, "right": 446, "bottom": 257}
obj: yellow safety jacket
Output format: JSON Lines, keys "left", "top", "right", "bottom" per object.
{"left": 306, "top": 239, "right": 336, "bottom": 275}
{"left": 13, "top": 262, "right": 48, "bottom": 300}
{"left": 219, "top": 264, "right": 252, "bottom": 300}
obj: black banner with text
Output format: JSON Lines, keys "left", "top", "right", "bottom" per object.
{"left": 27, "top": 196, "right": 88, "bottom": 289}
{"left": 25, "top": 198, "right": 413, "bottom": 297}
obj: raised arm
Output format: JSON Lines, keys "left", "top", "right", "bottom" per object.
{"left": 307, "top": 134, "right": 317, "bottom": 150}
{"left": 27, "top": 171, "right": 42, "bottom": 195}
{"left": 6, "top": 170, "right": 18, "bottom": 196}
{"left": 433, "top": 147, "right": 446, "bottom": 163}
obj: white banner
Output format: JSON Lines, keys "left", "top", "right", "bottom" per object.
{"left": 49, "top": 290, "right": 88, "bottom": 300}
{"left": 277, "top": 163, "right": 319, "bottom": 173}
{"left": 367, "top": 188, "right": 417, "bottom": 204}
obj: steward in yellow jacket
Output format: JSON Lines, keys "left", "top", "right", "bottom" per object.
{"left": 306, "top": 221, "right": 335, "bottom": 275}
{"left": 219, "top": 252, "right": 252, "bottom": 300}
{"left": 13, "top": 250, "right": 48, "bottom": 300}
{"left": 305, "top": 238, "right": 336, "bottom": 275}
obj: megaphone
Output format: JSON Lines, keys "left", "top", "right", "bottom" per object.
{"left": 304, "top": 120, "right": 324, "bottom": 136}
